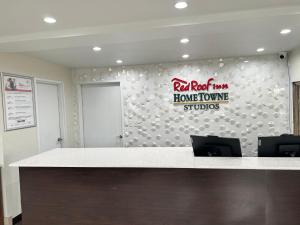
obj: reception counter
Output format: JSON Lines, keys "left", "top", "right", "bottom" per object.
{"left": 11, "top": 148, "right": 300, "bottom": 225}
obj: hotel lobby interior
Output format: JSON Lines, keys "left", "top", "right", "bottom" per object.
{"left": 1, "top": 1, "right": 300, "bottom": 225}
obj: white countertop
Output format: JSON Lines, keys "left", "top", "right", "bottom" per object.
{"left": 9, "top": 147, "right": 300, "bottom": 170}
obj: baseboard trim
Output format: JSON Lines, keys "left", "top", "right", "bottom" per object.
{"left": 12, "top": 214, "right": 22, "bottom": 225}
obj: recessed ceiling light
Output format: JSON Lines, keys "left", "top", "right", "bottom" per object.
{"left": 175, "top": 1, "right": 188, "bottom": 9}
{"left": 93, "top": 46, "right": 102, "bottom": 52}
{"left": 182, "top": 54, "right": 190, "bottom": 59}
{"left": 116, "top": 60, "right": 123, "bottom": 64}
{"left": 43, "top": 17, "right": 56, "bottom": 24}
{"left": 280, "top": 29, "right": 292, "bottom": 35}
{"left": 256, "top": 48, "right": 265, "bottom": 53}
{"left": 244, "top": 60, "right": 249, "bottom": 63}
{"left": 180, "top": 38, "right": 190, "bottom": 44}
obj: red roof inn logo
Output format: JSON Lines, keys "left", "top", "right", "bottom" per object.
{"left": 171, "top": 77, "right": 229, "bottom": 111}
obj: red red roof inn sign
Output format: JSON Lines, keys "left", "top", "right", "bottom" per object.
{"left": 171, "top": 77, "right": 229, "bottom": 111}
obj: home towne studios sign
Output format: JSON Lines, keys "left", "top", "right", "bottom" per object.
{"left": 171, "top": 77, "right": 229, "bottom": 111}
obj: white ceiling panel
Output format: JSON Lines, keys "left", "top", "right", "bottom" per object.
{"left": 0, "top": 0, "right": 300, "bottom": 68}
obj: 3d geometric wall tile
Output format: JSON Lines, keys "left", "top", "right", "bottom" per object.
{"left": 72, "top": 55, "right": 290, "bottom": 156}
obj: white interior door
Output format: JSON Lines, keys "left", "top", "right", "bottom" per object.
{"left": 37, "top": 82, "right": 63, "bottom": 152}
{"left": 81, "top": 82, "right": 123, "bottom": 147}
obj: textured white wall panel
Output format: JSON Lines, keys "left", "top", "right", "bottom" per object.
{"left": 72, "top": 55, "right": 290, "bottom": 156}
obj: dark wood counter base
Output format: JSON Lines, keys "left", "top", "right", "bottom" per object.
{"left": 19, "top": 168, "right": 300, "bottom": 225}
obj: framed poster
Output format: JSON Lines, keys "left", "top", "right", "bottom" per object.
{"left": 1, "top": 73, "right": 36, "bottom": 131}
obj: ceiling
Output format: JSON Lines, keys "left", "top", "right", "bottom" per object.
{"left": 0, "top": 0, "right": 300, "bottom": 68}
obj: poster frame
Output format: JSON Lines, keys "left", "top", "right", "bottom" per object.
{"left": 1, "top": 72, "right": 37, "bottom": 131}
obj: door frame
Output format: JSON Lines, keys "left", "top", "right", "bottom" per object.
{"left": 293, "top": 82, "right": 300, "bottom": 135}
{"left": 35, "top": 78, "right": 67, "bottom": 152}
{"left": 77, "top": 80, "right": 125, "bottom": 147}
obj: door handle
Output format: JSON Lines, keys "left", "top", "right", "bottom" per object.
{"left": 119, "top": 135, "right": 123, "bottom": 139}
{"left": 57, "top": 137, "right": 63, "bottom": 142}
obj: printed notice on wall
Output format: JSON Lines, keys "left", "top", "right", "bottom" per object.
{"left": 1, "top": 73, "right": 36, "bottom": 131}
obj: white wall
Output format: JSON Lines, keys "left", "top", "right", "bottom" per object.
{"left": 0, "top": 53, "right": 74, "bottom": 222}
{"left": 73, "top": 54, "right": 290, "bottom": 157}
{"left": 288, "top": 46, "right": 300, "bottom": 132}
{"left": 289, "top": 46, "right": 300, "bottom": 82}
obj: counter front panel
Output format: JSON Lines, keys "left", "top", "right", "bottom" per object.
{"left": 12, "top": 148, "right": 300, "bottom": 225}
{"left": 19, "top": 167, "right": 300, "bottom": 225}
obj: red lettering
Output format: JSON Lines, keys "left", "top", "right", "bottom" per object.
{"left": 201, "top": 84, "right": 207, "bottom": 90}
{"left": 191, "top": 81, "right": 198, "bottom": 91}
{"left": 182, "top": 84, "right": 190, "bottom": 91}
{"left": 207, "top": 78, "right": 214, "bottom": 91}
{"left": 173, "top": 82, "right": 181, "bottom": 92}
{"left": 172, "top": 77, "right": 228, "bottom": 92}
{"left": 222, "top": 84, "right": 229, "bottom": 89}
